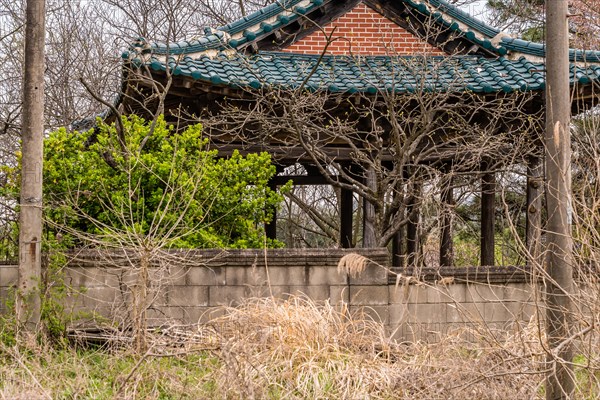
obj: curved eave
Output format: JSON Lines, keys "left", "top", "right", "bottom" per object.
{"left": 501, "top": 37, "right": 600, "bottom": 63}
{"left": 424, "top": 0, "right": 500, "bottom": 38}
{"left": 141, "top": 53, "right": 600, "bottom": 96}
{"left": 219, "top": 0, "right": 313, "bottom": 35}
{"left": 404, "top": 0, "right": 506, "bottom": 55}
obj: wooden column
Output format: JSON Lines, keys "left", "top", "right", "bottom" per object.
{"left": 392, "top": 232, "right": 403, "bottom": 267}
{"left": 405, "top": 181, "right": 421, "bottom": 268}
{"left": 440, "top": 174, "right": 454, "bottom": 267}
{"left": 340, "top": 187, "right": 354, "bottom": 248}
{"left": 391, "top": 181, "right": 405, "bottom": 267}
{"left": 480, "top": 170, "right": 496, "bottom": 266}
{"left": 406, "top": 195, "right": 419, "bottom": 268}
{"left": 363, "top": 166, "right": 377, "bottom": 248}
{"left": 265, "top": 180, "right": 277, "bottom": 241}
{"left": 526, "top": 156, "right": 543, "bottom": 265}
{"left": 391, "top": 202, "right": 403, "bottom": 267}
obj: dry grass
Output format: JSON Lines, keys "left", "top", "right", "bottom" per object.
{"left": 201, "top": 296, "right": 549, "bottom": 399}
{"left": 1, "top": 294, "right": 599, "bottom": 399}
{"left": 337, "top": 253, "right": 368, "bottom": 278}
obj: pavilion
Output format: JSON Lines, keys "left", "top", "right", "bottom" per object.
{"left": 115, "top": 0, "right": 600, "bottom": 267}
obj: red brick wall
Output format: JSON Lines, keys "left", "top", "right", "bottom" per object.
{"left": 282, "top": 3, "right": 445, "bottom": 55}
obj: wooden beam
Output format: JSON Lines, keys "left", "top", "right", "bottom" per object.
{"left": 271, "top": 175, "right": 330, "bottom": 186}
{"left": 206, "top": 142, "right": 518, "bottom": 166}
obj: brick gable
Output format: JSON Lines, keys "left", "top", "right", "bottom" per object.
{"left": 281, "top": 3, "right": 445, "bottom": 56}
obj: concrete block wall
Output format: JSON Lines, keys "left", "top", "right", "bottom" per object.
{"left": 0, "top": 263, "right": 17, "bottom": 314}
{"left": 0, "top": 252, "right": 548, "bottom": 343}
{"left": 388, "top": 280, "right": 538, "bottom": 342}
{"left": 0, "top": 249, "right": 389, "bottom": 328}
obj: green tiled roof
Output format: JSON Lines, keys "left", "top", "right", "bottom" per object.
{"left": 152, "top": 30, "right": 230, "bottom": 55}
{"left": 415, "top": 0, "right": 600, "bottom": 61}
{"left": 220, "top": 0, "right": 321, "bottom": 39}
{"left": 119, "top": 0, "right": 600, "bottom": 98}
{"left": 147, "top": 52, "right": 600, "bottom": 94}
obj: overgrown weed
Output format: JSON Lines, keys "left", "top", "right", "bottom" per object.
{"left": 0, "top": 294, "right": 598, "bottom": 399}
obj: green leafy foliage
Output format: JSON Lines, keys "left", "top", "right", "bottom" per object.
{"left": 41, "top": 115, "right": 284, "bottom": 248}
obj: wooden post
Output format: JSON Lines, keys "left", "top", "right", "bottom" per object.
{"left": 406, "top": 183, "right": 420, "bottom": 268}
{"left": 440, "top": 174, "right": 454, "bottom": 267}
{"left": 340, "top": 187, "right": 353, "bottom": 248}
{"left": 545, "top": 1, "right": 574, "bottom": 398}
{"left": 526, "top": 155, "right": 543, "bottom": 266}
{"left": 17, "top": 0, "right": 46, "bottom": 329}
{"left": 265, "top": 180, "right": 277, "bottom": 241}
{"left": 480, "top": 169, "right": 496, "bottom": 266}
{"left": 392, "top": 225, "right": 404, "bottom": 268}
{"left": 363, "top": 166, "right": 377, "bottom": 248}
{"left": 391, "top": 181, "right": 405, "bottom": 267}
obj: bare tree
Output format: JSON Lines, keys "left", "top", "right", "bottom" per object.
{"left": 486, "top": 0, "right": 600, "bottom": 50}
{"left": 203, "top": 54, "right": 541, "bottom": 254}
{"left": 280, "top": 178, "right": 340, "bottom": 248}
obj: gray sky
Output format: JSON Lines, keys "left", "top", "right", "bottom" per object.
{"left": 459, "top": 0, "right": 490, "bottom": 22}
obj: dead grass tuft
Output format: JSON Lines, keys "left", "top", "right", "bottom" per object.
{"left": 337, "top": 253, "right": 368, "bottom": 278}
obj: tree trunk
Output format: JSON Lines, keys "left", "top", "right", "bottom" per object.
{"left": 134, "top": 251, "right": 149, "bottom": 353}
{"left": 526, "top": 155, "right": 543, "bottom": 267}
{"left": 545, "top": 1, "right": 574, "bottom": 398}
{"left": 17, "top": 0, "right": 46, "bottom": 329}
